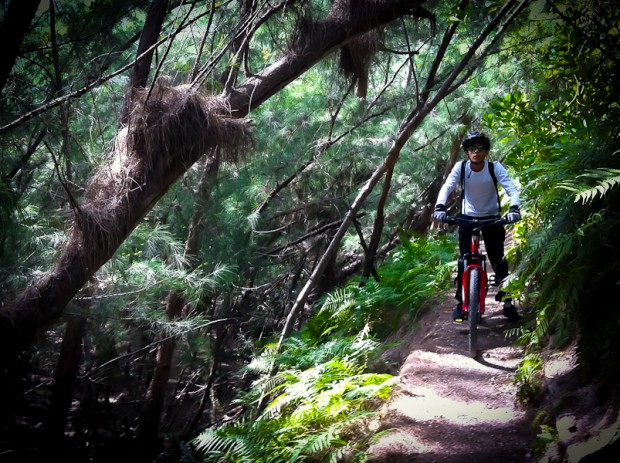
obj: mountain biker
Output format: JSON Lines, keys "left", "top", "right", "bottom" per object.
{"left": 433, "top": 131, "right": 522, "bottom": 322}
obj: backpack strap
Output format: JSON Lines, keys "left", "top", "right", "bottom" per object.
{"left": 460, "top": 160, "right": 502, "bottom": 212}
{"left": 460, "top": 161, "right": 466, "bottom": 208}
{"left": 488, "top": 161, "right": 502, "bottom": 211}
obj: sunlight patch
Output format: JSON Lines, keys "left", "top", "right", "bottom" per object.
{"left": 391, "top": 386, "right": 519, "bottom": 425}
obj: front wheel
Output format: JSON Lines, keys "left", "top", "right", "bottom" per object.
{"left": 468, "top": 267, "right": 481, "bottom": 358}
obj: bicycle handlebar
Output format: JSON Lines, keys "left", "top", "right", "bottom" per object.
{"left": 442, "top": 215, "right": 509, "bottom": 227}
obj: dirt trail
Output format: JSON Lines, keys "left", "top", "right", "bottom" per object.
{"left": 367, "top": 277, "right": 536, "bottom": 463}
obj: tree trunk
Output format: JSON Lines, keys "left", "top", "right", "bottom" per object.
{"left": 0, "top": 0, "right": 41, "bottom": 96}
{"left": 47, "top": 314, "right": 87, "bottom": 439}
{"left": 185, "top": 323, "right": 227, "bottom": 435}
{"left": 132, "top": 0, "right": 168, "bottom": 89}
{"left": 137, "top": 291, "right": 183, "bottom": 454}
{"left": 362, "top": 165, "right": 394, "bottom": 279}
{"left": 184, "top": 155, "right": 220, "bottom": 262}
{"left": 224, "top": 1, "right": 430, "bottom": 116}
{"left": 137, "top": 154, "right": 222, "bottom": 443}
{"left": 0, "top": 0, "right": 432, "bottom": 370}
{"left": 120, "top": 0, "right": 169, "bottom": 125}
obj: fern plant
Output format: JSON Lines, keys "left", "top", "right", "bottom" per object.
{"left": 483, "top": 0, "right": 620, "bottom": 393}
{"left": 305, "top": 233, "right": 455, "bottom": 341}
{"left": 482, "top": 2, "right": 620, "bottom": 395}
{"left": 559, "top": 167, "right": 620, "bottom": 205}
{"left": 193, "top": 329, "right": 394, "bottom": 463}
{"left": 191, "top": 233, "right": 455, "bottom": 462}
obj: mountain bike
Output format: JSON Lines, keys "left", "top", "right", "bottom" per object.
{"left": 443, "top": 215, "right": 508, "bottom": 358}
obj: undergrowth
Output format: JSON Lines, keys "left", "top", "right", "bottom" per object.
{"left": 191, "top": 233, "right": 456, "bottom": 462}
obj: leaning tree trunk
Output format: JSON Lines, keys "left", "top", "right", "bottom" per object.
{"left": 0, "top": 0, "right": 429, "bottom": 372}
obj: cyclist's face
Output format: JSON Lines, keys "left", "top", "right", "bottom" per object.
{"left": 466, "top": 143, "right": 489, "bottom": 162}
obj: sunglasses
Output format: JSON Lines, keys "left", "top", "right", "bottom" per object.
{"left": 467, "top": 144, "right": 487, "bottom": 152}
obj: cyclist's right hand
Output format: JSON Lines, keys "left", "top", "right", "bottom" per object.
{"left": 505, "top": 205, "right": 521, "bottom": 223}
{"left": 433, "top": 204, "right": 447, "bottom": 222}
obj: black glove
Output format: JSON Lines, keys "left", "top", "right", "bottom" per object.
{"left": 505, "top": 205, "right": 521, "bottom": 223}
{"left": 433, "top": 204, "right": 447, "bottom": 222}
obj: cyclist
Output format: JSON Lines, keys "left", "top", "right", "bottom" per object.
{"left": 433, "top": 131, "right": 522, "bottom": 322}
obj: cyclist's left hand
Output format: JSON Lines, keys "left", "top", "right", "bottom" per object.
{"left": 505, "top": 205, "right": 521, "bottom": 223}
{"left": 433, "top": 204, "right": 447, "bottom": 222}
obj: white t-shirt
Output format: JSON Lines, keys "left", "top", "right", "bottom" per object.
{"left": 435, "top": 160, "right": 520, "bottom": 217}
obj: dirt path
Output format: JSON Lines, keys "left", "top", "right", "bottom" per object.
{"left": 367, "top": 279, "right": 536, "bottom": 463}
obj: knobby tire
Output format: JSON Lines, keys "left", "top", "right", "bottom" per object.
{"left": 468, "top": 267, "right": 480, "bottom": 358}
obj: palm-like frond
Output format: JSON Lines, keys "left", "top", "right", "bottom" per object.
{"left": 486, "top": 49, "right": 620, "bottom": 393}
{"left": 559, "top": 167, "right": 620, "bottom": 204}
{"left": 192, "top": 428, "right": 251, "bottom": 461}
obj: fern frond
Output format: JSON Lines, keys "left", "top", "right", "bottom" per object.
{"left": 290, "top": 424, "right": 347, "bottom": 461}
{"left": 319, "top": 287, "right": 357, "bottom": 319}
{"left": 192, "top": 428, "right": 253, "bottom": 461}
{"left": 559, "top": 168, "right": 620, "bottom": 204}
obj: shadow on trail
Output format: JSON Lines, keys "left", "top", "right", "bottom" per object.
{"left": 475, "top": 355, "right": 516, "bottom": 372}
{"left": 474, "top": 314, "right": 522, "bottom": 371}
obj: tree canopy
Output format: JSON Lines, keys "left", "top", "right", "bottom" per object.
{"left": 1, "top": 0, "right": 619, "bottom": 461}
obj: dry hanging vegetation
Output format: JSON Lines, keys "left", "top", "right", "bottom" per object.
{"left": 0, "top": 81, "right": 251, "bottom": 368}
{"left": 80, "top": 80, "right": 252, "bottom": 265}
{"left": 339, "top": 30, "right": 383, "bottom": 98}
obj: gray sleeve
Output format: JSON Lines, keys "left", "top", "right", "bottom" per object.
{"left": 436, "top": 162, "right": 462, "bottom": 206}
{"left": 494, "top": 162, "right": 520, "bottom": 207}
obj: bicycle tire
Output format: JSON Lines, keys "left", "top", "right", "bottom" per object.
{"left": 468, "top": 267, "right": 480, "bottom": 358}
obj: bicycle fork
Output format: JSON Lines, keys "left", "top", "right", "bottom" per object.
{"left": 461, "top": 232, "right": 489, "bottom": 316}
{"left": 461, "top": 260, "right": 488, "bottom": 316}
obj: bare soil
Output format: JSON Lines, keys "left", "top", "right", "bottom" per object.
{"left": 366, "top": 280, "right": 537, "bottom": 463}
{"left": 364, "top": 271, "right": 620, "bottom": 463}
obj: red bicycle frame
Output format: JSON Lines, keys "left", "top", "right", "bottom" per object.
{"left": 461, "top": 231, "right": 488, "bottom": 317}
{"left": 443, "top": 215, "right": 508, "bottom": 357}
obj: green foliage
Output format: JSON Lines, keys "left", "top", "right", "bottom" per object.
{"left": 559, "top": 167, "right": 620, "bottom": 205}
{"left": 378, "top": 233, "right": 456, "bottom": 309}
{"left": 192, "top": 234, "right": 455, "bottom": 462}
{"left": 533, "top": 424, "right": 557, "bottom": 457}
{"left": 0, "top": 203, "right": 69, "bottom": 296}
{"left": 483, "top": 0, "right": 620, "bottom": 395}
{"left": 513, "top": 353, "right": 544, "bottom": 403}
{"left": 305, "top": 233, "right": 455, "bottom": 340}
{"left": 0, "top": 176, "right": 18, "bottom": 234}
{"left": 194, "top": 330, "right": 394, "bottom": 463}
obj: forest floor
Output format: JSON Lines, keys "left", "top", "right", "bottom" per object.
{"left": 365, "top": 278, "right": 537, "bottom": 463}
{"left": 363, "top": 266, "right": 620, "bottom": 463}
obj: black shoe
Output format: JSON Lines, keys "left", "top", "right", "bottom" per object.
{"left": 452, "top": 304, "right": 465, "bottom": 322}
{"left": 503, "top": 302, "right": 521, "bottom": 321}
